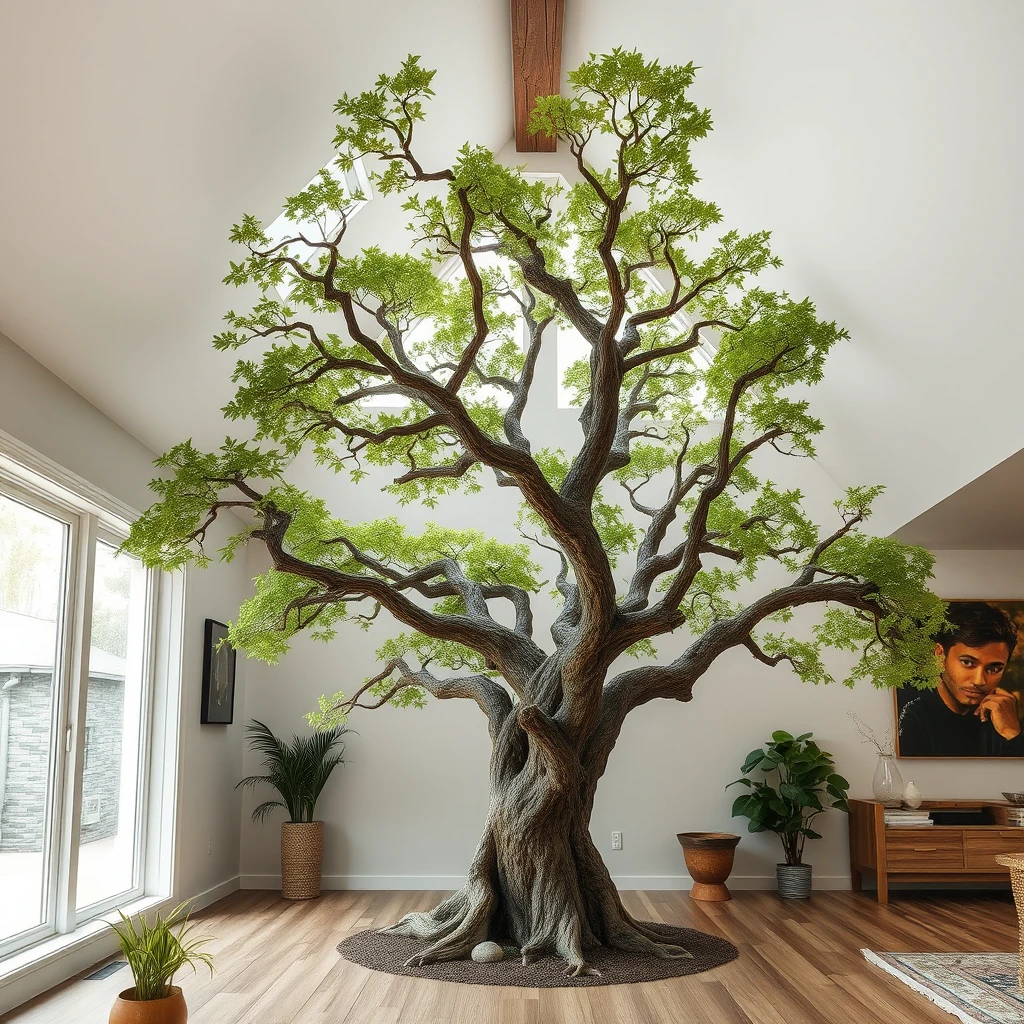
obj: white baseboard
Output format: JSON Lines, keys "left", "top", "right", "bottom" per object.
{"left": 241, "top": 873, "right": 468, "bottom": 890}
{"left": 185, "top": 875, "right": 240, "bottom": 911}
{"left": 0, "top": 876, "right": 240, "bottom": 1018}
{"left": 612, "top": 873, "right": 852, "bottom": 891}
{"left": 240, "top": 873, "right": 852, "bottom": 892}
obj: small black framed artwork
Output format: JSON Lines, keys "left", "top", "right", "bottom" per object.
{"left": 201, "top": 619, "right": 236, "bottom": 725}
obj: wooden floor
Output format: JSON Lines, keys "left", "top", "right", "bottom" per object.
{"left": 2, "top": 887, "right": 1019, "bottom": 1023}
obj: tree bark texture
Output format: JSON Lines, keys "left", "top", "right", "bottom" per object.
{"left": 385, "top": 661, "right": 692, "bottom": 977}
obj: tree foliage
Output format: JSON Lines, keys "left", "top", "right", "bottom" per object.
{"left": 125, "top": 49, "right": 945, "bottom": 738}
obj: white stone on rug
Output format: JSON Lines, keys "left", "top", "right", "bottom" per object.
{"left": 471, "top": 941, "right": 504, "bottom": 963}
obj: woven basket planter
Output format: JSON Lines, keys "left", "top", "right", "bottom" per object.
{"left": 281, "top": 821, "right": 324, "bottom": 900}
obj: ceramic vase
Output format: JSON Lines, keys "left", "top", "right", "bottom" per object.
{"left": 109, "top": 986, "right": 187, "bottom": 1024}
{"left": 676, "top": 832, "right": 741, "bottom": 901}
{"left": 872, "top": 753, "right": 903, "bottom": 807}
{"left": 903, "top": 781, "right": 922, "bottom": 809}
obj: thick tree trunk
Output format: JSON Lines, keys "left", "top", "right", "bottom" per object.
{"left": 385, "top": 693, "right": 692, "bottom": 976}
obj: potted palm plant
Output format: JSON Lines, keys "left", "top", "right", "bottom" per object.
{"left": 107, "top": 902, "right": 213, "bottom": 1024}
{"left": 237, "top": 719, "right": 349, "bottom": 899}
{"left": 727, "top": 730, "right": 850, "bottom": 898}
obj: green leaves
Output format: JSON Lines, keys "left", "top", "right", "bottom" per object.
{"left": 727, "top": 731, "right": 850, "bottom": 866}
{"left": 742, "top": 748, "right": 766, "bottom": 773}
{"left": 236, "top": 719, "right": 349, "bottom": 823}
{"left": 123, "top": 46, "right": 948, "bottom": 730}
{"left": 533, "top": 49, "right": 710, "bottom": 190}
{"left": 107, "top": 902, "right": 213, "bottom": 1001}
{"left": 122, "top": 439, "right": 286, "bottom": 572}
{"left": 332, "top": 55, "right": 437, "bottom": 193}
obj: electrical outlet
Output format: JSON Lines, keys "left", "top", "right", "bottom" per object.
{"left": 612, "top": 831, "right": 622, "bottom": 851}
{"left": 207, "top": 834, "right": 212, "bottom": 856}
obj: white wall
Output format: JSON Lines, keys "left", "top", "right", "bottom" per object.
{"left": 0, "top": 330, "right": 250, "bottom": 904}
{"left": 240, "top": 543, "right": 1024, "bottom": 891}
{"left": 235, "top": 352, "right": 1024, "bottom": 891}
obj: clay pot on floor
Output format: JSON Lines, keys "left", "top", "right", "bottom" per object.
{"left": 109, "top": 986, "right": 187, "bottom": 1024}
{"left": 281, "top": 820, "right": 324, "bottom": 899}
{"left": 676, "top": 832, "right": 741, "bottom": 901}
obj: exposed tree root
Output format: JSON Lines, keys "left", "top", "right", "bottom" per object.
{"left": 383, "top": 721, "right": 696, "bottom": 976}
{"left": 383, "top": 849, "right": 690, "bottom": 974}
{"left": 384, "top": 831, "right": 499, "bottom": 966}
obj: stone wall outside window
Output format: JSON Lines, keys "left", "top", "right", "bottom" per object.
{"left": 0, "top": 674, "right": 125, "bottom": 852}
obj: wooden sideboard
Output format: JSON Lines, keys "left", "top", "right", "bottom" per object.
{"left": 848, "top": 799, "right": 1024, "bottom": 903}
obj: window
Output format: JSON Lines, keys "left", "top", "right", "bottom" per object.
{"left": 361, "top": 252, "right": 525, "bottom": 410}
{"left": 263, "top": 165, "right": 721, "bottom": 415}
{"left": 269, "top": 157, "right": 372, "bottom": 302}
{"left": 0, "top": 458, "right": 160, "bottom": 961}
{"left": 556, "top": 268, "right": 718, "bottom": 409}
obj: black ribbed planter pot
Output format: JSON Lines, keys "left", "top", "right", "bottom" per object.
{"left": 776, "top": 863, "right": 812, "bottom": 899}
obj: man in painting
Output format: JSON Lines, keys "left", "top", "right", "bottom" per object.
{"left": 897, "top": 602, "right": 1024, "bottom": 757}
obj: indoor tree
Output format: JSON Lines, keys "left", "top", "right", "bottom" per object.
{"left": 127, "top": 50, "right": 944, "bottom": 977}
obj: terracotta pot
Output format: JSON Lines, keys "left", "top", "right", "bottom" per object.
{"left": 281, "top": 820, "right": 324, "bottom": 899}
{"left": 109, "top": 986, "right": 187, "bottom": 1024}
{"left": 676, "top": 832, "right": 741, "bottom": 901}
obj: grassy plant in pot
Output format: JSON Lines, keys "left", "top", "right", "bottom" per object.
{"left": 107, "top": 902, "right": 213, "bottom": 1024}
{"left": 728, "top": 731, "right": 849, "bottom": 898}
{"left": 238, "top": 719, "right": 349, "bottom": 899}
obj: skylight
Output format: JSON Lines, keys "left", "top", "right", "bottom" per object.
{"left": 269, "top": 157, "right": 371, "bottom": 301}
{"left": 268, "top": 165, "right": 720, "bottom": 416}
{"left": 555, "top": 267, "right": 718, "bottom": 409}
{"left": 363, "top": 251, "right": 524, "bottom": 409}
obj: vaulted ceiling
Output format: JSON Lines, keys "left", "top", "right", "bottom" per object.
{"left": 1, "top": 1, "right": 1022, "bottom": 542}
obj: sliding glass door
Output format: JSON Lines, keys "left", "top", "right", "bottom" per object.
{"left": 0, "top": 491, "right": 73, "bottom": 950}
{"left": 0, "top": 476, "right": 154, "bottom": 958}
{"left": 75, "top": 537, "right": 150, "bottom": 916}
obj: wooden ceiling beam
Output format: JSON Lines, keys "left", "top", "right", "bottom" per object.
{"left": 510, "top": 0, "right": 564, "bottom": 152}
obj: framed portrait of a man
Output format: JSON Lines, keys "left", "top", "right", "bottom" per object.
{"left": 201, "top": 618, "right": 236, "bottom": 725}
{"left": 894, "top": 600, "right": 1024, "bottom": 758}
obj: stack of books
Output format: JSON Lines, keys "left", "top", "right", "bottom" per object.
{"left": 1006, "top": 807, "right": 1024, "bottom": 827}
{"left": 884, "top": 808, "right": 933, "bottom": 828}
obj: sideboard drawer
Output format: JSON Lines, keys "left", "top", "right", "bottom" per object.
{"left": 886, "top": 831, "right": 964, "bottom": 870}
{"left": 965, "top": 832, "right": 1024, "bottom": 869}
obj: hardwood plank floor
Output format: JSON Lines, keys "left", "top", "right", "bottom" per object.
{"left": 2, "top": 888, "right": 1018, "bottom": 1023}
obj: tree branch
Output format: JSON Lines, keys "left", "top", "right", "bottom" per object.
{"left": 327, "top": 539, "right": 536, "bottom": 640}
{"left": 518, "top": 703, "right": 577, "bottom": 791}
{"left": 247, "top": 496, "right": 545, "bottom": 691}
{"left": 334, "top": 657, "right": 513, "bottom": 740}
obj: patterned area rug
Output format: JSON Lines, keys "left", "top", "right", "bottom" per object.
{"left": 863, "top": 951, "right": 1024, "bottom": 1024}
{"left": 338, "top": 922, "right": 738, "bottom": 988}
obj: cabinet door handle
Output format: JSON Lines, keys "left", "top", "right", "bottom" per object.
{"left": 913, "top": 847, "right": 938, "bottom": 852}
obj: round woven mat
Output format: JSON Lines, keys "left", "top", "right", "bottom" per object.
{"left": 337, "top": 921, "right": 738, "bottom": 988}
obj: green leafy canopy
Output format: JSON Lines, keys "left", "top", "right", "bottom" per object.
{"left": 123, "top": 49, "right": 945, "bottom": 729}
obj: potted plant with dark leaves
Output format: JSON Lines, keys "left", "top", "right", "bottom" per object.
{"left": 237, "top": 719, "right": 350, "bottom": 899}
{"left": 107, "top": 901, "right": 213, "bottom": 1024}
{"left": 728, "top": 730, "right": 849, "bottom": 898}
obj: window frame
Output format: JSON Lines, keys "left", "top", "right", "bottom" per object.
{"left": 0, "top": 479, "right": 79, "bottom": 959}
{"left": 0, "top": 444, "right": 162, "bottom": 961}
{"left": 72, "top": 525, "right": 156, "bottom": 925}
